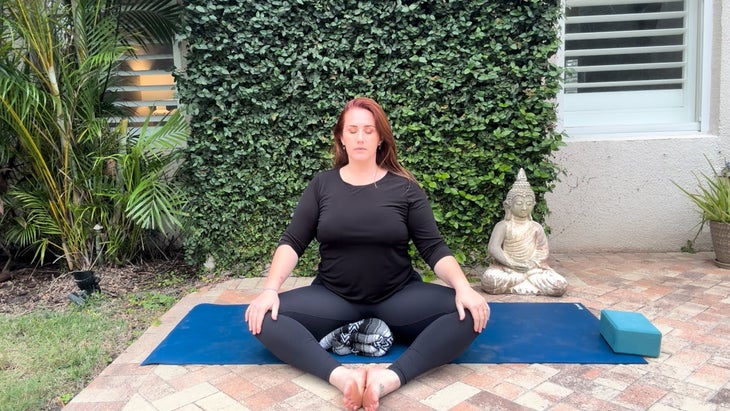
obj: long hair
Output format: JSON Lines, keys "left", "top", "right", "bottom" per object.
{"left": 332, "top": 97, "right": 416, "bottom": 182}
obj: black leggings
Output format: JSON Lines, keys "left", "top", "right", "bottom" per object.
{"left": 254, "top": 279, "right": 479, "bottom": 385}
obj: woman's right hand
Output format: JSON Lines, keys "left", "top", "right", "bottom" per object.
{"left": 244, "top": 289, "right": 280, "bottom": 335}
{"left": 245, "top": 245, "right": 298, "bottom": 334}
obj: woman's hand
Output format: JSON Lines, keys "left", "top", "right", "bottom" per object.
{"left": 432, "top": 256, "right": 490, "bottom": 333}
{"left": 455, "top": 287, "right": 490, "bottom": 333}
{"left": 244, "top": 289, "right": 280, "bottom": 335}
{"left": 245, "top": 245, "right": 299, "bottom": 335}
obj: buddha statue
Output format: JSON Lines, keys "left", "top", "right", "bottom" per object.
{"left": 481, "top": 168, "right": 568, "bottom": 296}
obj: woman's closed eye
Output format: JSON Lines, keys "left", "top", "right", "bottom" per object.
{"left": 346, "top": 126, "right": 376, "bottom": 135}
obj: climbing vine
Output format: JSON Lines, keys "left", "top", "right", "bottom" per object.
{"left": 177, "top": 0, "right": 565, "bottom": 274}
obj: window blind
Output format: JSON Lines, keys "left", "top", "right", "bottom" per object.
{"left": 564, "top": 0, "right": 687, "bottom": 94}
{"left": 108, "top": 43, "right": 178, "bottom": 126}
{"left": 561, "top": 0, "right": 703, "bottom": 134}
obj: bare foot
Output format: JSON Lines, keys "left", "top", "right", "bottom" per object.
{"left": 363, "top": 367, "right": 401, "bottom": 411}
{"left": 329, "top": 366, "right": 366, "bottom": 410}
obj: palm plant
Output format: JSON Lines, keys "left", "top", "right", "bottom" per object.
{"left": 0, "top": 0, "right": 186, "bottom": 271}
{"left": 0, "top": 113, "right": 14, "bottom": 278}
{"left": 100, "top": 112, "right": 189, "bottom": 264}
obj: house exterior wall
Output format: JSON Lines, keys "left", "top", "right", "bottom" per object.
{"left": 545, "top": 1, "right": 730, "bottom": 252}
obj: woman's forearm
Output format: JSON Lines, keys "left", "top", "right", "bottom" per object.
{"left": 433, "top": 255, "right": 472, "bottom": 292}
{"left": 262, "top": 244, "right": 299, "bottom": 290}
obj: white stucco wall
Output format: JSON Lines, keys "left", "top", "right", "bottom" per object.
{"left": 545, "top": 1, "right": 729, "bottom": 253}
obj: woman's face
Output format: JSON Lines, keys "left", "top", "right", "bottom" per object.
{"left": 340, "top": 108, "right": 381, "bottom": 164}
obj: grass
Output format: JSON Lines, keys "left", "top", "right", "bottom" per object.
{"left": 0, "top": 290, "right": 180, "bottom": 411}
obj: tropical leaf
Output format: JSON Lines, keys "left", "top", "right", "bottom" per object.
{"left": 116, "top": 0, "right": 183, "bottom": 49}
{"left": 125, "top": 171, "right": 185, "bottom": 232}
{"left": 135, "top": 110, "right": 189, "bottom": 155}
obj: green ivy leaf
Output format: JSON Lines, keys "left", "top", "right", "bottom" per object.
{"left": 178, "top": 0, "right": 565, "bottom": 272}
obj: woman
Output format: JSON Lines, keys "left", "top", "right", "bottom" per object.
{"left": 245, "top": 97, "right": 489, "bottom": 410}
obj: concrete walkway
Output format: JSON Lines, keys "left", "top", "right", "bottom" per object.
{"left": 64, "top": 252, "right": 730, "bottom": 410}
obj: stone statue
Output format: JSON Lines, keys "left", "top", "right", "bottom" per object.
{"left": 481, "top": 168, "right": 568, "bottom": 296}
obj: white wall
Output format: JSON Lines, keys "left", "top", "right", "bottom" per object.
{"left": 545, "top": 1, "right": 729, "bottom": 253}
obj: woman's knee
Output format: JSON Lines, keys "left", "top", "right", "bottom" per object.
{"left": 253, "top": 312, "right": 276, "bottom": 338}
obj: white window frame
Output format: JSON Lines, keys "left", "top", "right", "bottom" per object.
{"left": 557, "top": 0, "right": 713, "bottom": 138}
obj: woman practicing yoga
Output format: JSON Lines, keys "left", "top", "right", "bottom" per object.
{"left": 245, "top": 97, "right": 490, "bottom": 410}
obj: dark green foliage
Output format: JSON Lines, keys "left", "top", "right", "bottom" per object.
{"left": 177, "top": 0, "right": 565, "bottom": 273}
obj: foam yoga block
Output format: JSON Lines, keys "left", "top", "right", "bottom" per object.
{"left": 599, "top": 309, "right": 662, "bottom": 357}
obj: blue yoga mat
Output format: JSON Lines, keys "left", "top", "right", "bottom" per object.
{"left": 141, "top": 302, "right": 647, "bottom": 366}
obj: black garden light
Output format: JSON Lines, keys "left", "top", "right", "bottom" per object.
{"left": 67, "top": 270, "right": 101, "bottom": 306}
{"left": 67, "top": 224, "right": 104, "bottom": 306}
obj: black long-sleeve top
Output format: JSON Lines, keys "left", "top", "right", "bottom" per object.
{"left": 279, "top": 169, "right": 453, "bottom": 303}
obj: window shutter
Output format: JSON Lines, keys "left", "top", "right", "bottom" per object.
{"left": 562, "top": 0, "right": 700, "bottom": 134}
{"left": 109, "top": 43, "right": 178, "bottom": 127}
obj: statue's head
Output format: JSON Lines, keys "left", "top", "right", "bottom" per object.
{"left": 504, "top": 168, "right": 535, "bottom": 220}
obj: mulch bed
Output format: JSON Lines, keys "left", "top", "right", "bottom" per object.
{"left": 0, "top": 258, "right": 209, "bottom": 315}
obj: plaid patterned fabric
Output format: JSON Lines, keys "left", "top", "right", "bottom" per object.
{"left": 319, "top": 318, "right": 393, "bottom": 357}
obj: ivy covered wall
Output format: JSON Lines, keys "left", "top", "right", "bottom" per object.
{"left": 177, "top": 0, "right": 565, "bottom": 274}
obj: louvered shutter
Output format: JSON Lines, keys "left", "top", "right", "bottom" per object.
{"left": 110, "top": 43, "right": 179, "bottom": 127}
{"left": 562, "top": 0, "right": 701, "bottom": 134}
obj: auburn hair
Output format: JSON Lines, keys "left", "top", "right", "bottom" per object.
{"left": 332, "top": 97, "right": 415, "bottom": 182}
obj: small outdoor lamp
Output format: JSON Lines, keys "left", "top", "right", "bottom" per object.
{"left": 68, "top": 224, "right": 104, "bottom": 306}
{"left": 67, "top": 271, "right": 101, "bottom": 306}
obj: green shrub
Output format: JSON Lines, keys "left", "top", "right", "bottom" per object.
{"left": 177, "top": 0, "right": 565, "bottom": 274}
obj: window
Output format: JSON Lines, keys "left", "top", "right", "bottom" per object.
{"left": 561, "top": 0, "right": 709, "bottom": 135}
{"left": 109, "top": 43, "right": 180, "bottom": 127}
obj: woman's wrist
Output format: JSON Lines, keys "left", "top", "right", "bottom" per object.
{"left": 261, "top": 287, "right": 278, "bottom": 293}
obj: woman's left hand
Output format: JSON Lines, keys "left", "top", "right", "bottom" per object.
{"left": 455, "top": 287, "right": 490, "bottom": 333}
{"left": 432, "top": 256, "right": 490, "bottom": 333}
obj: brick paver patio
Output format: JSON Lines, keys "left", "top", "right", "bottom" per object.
{"left": 64, "top": 252, "right": 730, "bottom": 410}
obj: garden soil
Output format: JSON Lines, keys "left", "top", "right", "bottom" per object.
{"left": 0, "top": 257, "right": 215, "bottom": 315}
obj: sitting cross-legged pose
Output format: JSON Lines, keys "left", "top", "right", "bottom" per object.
{"left": 245, "top": 97, "right": 490, "bottom": 411}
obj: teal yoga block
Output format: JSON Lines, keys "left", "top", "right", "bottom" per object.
{"left": 599, "top": 310, "right": 661, "bottom": 357}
